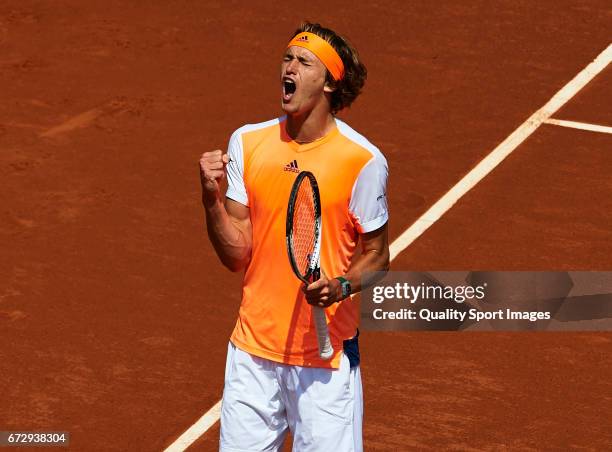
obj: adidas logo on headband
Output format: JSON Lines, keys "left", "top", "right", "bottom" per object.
{"left": 287, "top": 32, "right": 345, "bottom": 81}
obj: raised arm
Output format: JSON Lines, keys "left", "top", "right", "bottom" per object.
{"left": 199, "top": 150, "right": 252, "bottom": 272}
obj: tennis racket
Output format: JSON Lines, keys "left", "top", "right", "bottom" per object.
{"left": 286, "top": 171, "right": 334, "bottom": 360}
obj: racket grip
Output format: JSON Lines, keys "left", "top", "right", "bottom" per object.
{"left": 313, "top": 306, "right": 334, "bottom": 360}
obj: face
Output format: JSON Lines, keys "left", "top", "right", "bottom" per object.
{"left": 281, "top": 46, "right": 334, "bottom": 115}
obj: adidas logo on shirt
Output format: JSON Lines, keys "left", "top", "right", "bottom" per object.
{"left": 284, "top": 160, "right": 300, "bottom": 173}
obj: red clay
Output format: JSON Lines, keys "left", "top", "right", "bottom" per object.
{"left": 1, "top": 1, "right": 611, "bottom": 451}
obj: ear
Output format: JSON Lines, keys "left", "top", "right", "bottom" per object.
{"left": 323, "top": 82, "right": 336, "bottom": 93}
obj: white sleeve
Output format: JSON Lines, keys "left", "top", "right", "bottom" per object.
{"left": 225, "top": 130, "right": 248, "bottom": 206}
{"left": 349, "top": 152, "right": 389, "bottom": 233}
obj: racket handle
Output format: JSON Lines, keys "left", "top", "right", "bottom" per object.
{"left": 313, "top": 306, "right": 334, "bottom": 360}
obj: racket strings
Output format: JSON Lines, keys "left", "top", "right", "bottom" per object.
{"left": 291, "top": 179, "right": 317, "bottom": 276}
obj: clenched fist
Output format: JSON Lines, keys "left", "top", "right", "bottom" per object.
{"left": 199, "top": 150, "right": 229, "bottom": 199}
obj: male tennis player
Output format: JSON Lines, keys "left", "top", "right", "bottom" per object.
{"left": 199, "top": 22, "right": 389, "bottom": 451}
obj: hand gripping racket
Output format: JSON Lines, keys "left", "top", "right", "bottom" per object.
{"left": 286, "top": 171, "right": 334, "bottom": 360}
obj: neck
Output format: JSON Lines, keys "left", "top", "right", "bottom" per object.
{"left": 286, "top": 104, "right": 335, "bottom": 143}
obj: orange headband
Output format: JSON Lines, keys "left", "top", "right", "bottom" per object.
{"left": 287, "top": 32, "right": 345, "bottom": 81}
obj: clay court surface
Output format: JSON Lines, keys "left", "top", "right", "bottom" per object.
{"left": 1, "top": 1, "right": 611, "bottom": 450}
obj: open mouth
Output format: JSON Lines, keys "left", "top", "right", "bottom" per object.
{"left": 283, "top": 78, "right": 296, "bottom": 101}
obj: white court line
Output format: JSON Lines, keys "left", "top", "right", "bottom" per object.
{"left": 390, "top": 43, "right": 612, "bottom": 260}
{"left": 544, "top": 118, "right": 612, "bottom": 134}
{"left": 163, "top": 42, "right": 612, "bottom": 452}
{"left": 164, "top": 400, "right": 222, "bottom": 452}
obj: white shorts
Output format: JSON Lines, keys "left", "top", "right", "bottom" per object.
{"left": 220, "top": 342, "right": 363, "bottom": 452}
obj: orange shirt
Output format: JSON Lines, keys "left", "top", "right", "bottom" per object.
{"left": 226, "top": 117, "right": 388, "bottom": 368}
